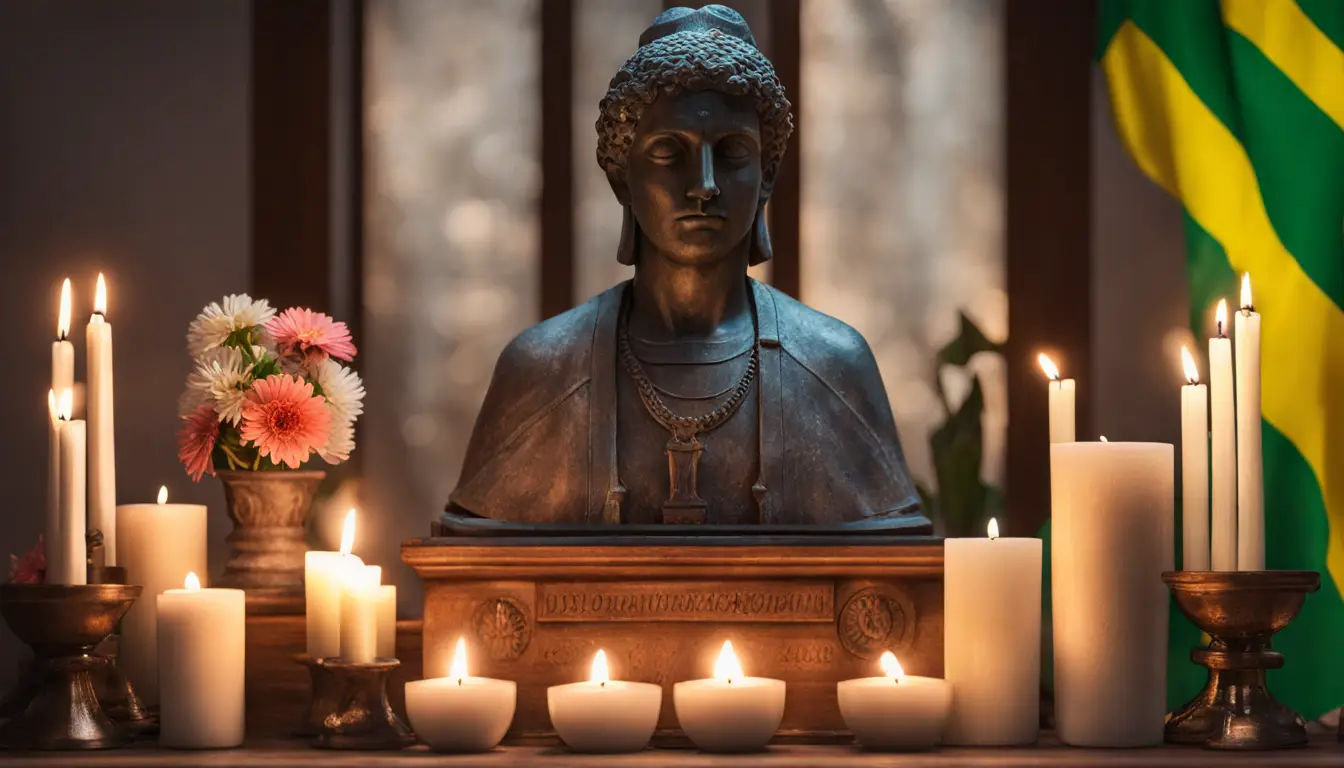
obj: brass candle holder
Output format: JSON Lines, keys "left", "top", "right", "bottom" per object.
{"left": 314, "top": 658, "right": 414, "bottom": 750}
{"left": 0, "top": 583, "right": 141, "bottom": 750}
{"left": 1163, "top": 570, "right": 1319, "bottom": 750}
{"left": 294, "top": 653, "right": 342, "bottom": 737}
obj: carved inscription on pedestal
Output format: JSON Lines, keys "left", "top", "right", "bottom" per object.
{"left": 537, "top": 581, "right": 834, "bottom": 623}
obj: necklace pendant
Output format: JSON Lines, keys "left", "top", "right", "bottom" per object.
{"left": 662, "top": 434, "right": 707, "bottom": 524}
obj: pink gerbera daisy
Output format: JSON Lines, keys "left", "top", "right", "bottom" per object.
{"left": 239, "top": 375, "right": 332, "bottom": 469}
{"left": 265, "top": 308, "right": 357, "bottom": 365}
{"left": 178, "top": 403, "right": 220, "bottom": 481}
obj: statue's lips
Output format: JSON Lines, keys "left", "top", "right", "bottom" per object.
{"left": 675, "top": 213, "right": 727, "bottom": 229}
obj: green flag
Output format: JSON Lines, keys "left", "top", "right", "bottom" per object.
{"left": 1094, "top": 0, "right": 1344, "bottom": 719}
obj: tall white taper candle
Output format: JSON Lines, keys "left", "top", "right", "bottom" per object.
{"left": 1235, "top": 274, "right": 1263, "bottom": 570}
{"left": 1210, "top": 300, "right": 1237, "bottom": 571}
{"left": 1180, "top": 347, "right": 1210, "bottom": 570}
{"left": 87, "top": 274, "right": 117, "bottom": 565}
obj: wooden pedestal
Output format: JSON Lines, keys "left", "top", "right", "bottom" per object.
{"left": 402, "top": 534, "right": 944, "bottom": 743}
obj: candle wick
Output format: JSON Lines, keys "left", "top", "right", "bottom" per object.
{"left": 600, "top": 681, "right": 606, "bottom": 688}
{"left": 1217, "top": 321, "right": 1225, "bottom": 338}
{"left": 456, "top": 678, "right": 463, "bottom": 688}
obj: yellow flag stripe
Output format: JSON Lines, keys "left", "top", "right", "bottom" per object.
{"left": 1222, "top": 0, "right": 1344, "bottom": 132}
{"left": 1102, "top": 21, "right": 1344, "bottom": 583}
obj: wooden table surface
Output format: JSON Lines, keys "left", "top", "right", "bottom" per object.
{"left": 1, "top": 737, "right": 1342, "bottom": 767}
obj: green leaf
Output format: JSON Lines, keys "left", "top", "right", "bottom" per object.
{"left": 935, "top": 312, "right": 1002, "bottom": 369}
{"left": 929, "top": 375, "right": 987, "bottom": 537}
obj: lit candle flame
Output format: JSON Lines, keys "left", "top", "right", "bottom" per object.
{"left": 987, "top": 517, "right": 999, "bottom": 540}
{"left": 713, "top": 640, "right": 744, "bottom": 684}
{"left": 1181, "top": 346, "right": 1200, "bottom": 385}
{"left": 1216, "top": 299, "right": 1229, "bottom": 337}
{"left": 184, "top": 572, "right": 201, "bottom": 591}
{"left": 1240, "top": 273, "right": 1253, "bottom": 312}
{"left": 1100, "top": 436, "right": 1109, "bottom": 442}
{"left": 880, "top": 651, "right": 904, "bottom": 682}
{"left": 57, "top": 278, "right": 71, "bottom": 340}
{"left": 47, "top": 390, "right": 58, "bottom": 426}
{"left": 1037, "top": 353, "right": 1060, "bottom": 382}
{"left": 94, "top": 273, "right": 108, "bottom": 316}
{"left": 339, "top": 508, "right": 356, "bottom": 556}
{"left": 57, "top": 389, "right": 73, "bottom": 422}
{"left": 449, "top": 637, "right": 469, "bottom": 683}
{"left": 157, "top": 486, "right": 168, "bottom": 505}
{"left": 591, "top": 649, "right": 610, "bottom": 685}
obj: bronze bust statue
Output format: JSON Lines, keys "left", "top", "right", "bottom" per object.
{"left": 448, "top": 5, "right": 927, "bottom": 533}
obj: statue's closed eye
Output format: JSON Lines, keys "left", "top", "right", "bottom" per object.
{"left": 647, "top": 138, "right": 682, "bottom": 162}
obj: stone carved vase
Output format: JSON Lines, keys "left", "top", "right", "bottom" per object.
{"left": 216, "top": 470, "right": 325, "bottom": 614}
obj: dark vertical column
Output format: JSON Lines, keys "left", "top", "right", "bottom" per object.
{"left": 766, "top": 0, "right": 802, "bottom": 300}
{"left": 540, "top": 0, "right": 576, "bottom": 319}
{"left": 251, "top": 0, "right": 333, "bottom": 312}
{"left": 1004, "top": 0, "right": 1095, "bottom": 536}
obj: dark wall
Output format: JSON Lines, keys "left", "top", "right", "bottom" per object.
{"left": 0, "top": 0, "right": 251, "bottom": 685}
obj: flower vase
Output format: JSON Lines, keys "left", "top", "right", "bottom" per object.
{"left": 216, "top": 469, "right": 324, "bottom": 614}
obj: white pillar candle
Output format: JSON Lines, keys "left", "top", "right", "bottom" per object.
{"left": 158, "top": 573, "right": 245, "bottom": 749}
{"left": 1235, "top": 274, "right": 1263, "bottom": 570}
{"left": 405, "top": 637, "right": 516, "bottom": 753}
{"left": 45, "top": 390, "right": 65, "bottom": 585}
{"left": 1051, "top": 441, "right": 1173, "bottom": 747}
{"left": 339, "top": 563, "right": 380, "bottom": 663}
{"left": 673, "top": 640, "right": 785, "bottom": 753}
{"left": 54, "top": 391, "right": 86, "bottom": 586}
{"left": 1180, "top": 347, "right": 1210, "bottom": 571}
{"left": 375, "top": 585, "right": 397, "bottom": 659}
{"left": 1210, "top": 299, "right": 1237, "bottom": 571}
{"left": 943, "top": 518, "right": 1040, "bottom": 745}
{"left": 838, "top": 652, "right": 952, "bottom": 751}
{"left": 116, "top": 486, "right": 208, "bottom": 705}
{"left": 548, "top": 649, "right": 662, "bottom": 754}
{"left": 86, "top": 274, "right": 117, "bottom": 565}
{"left": 51, "top": 278, "right": 74, "bottom": 399}
{"left": 1039, "top": 354, "right": 1076, "bottom": 443}
{"left": 306, "top": 509, "right": 357, "bottom": 658}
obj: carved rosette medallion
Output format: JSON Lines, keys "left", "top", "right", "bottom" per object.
{"left": 472, "top": 597, "right": 532, "bottom": 661}
{"left": 837, "top": 586, "right": 915, "bottom": 660}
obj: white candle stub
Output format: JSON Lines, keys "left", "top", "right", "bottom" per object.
{"left": 673, "top": 640, "right": 785, "bottom": 753}
{"left": 405, "top": 637, "right": 516, "bottom": 753}
{"left": 548, "top": 649, "right": 662, "bottom": 753}
{"left": 1038, "top": 353, "right": 1076, "bottom": 444}
{"left": 839, "top": 651, "right": 952, "bottom": 751}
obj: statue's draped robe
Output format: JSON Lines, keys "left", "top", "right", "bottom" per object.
{"left": 449, "top": 279, "right": 924, "bottom": 528}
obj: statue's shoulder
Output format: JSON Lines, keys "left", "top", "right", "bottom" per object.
{"left": 761, "top": 283, "right": 878, "bottom": 371}
{"left": 495, "top": 283, "right": 622, "bottom": 378}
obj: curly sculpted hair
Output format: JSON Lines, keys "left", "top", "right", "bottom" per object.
{"left": 596, "top": 28, "right": 795, "bottom": 194}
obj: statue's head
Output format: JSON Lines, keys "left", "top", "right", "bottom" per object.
{"left": 597, "top": 5, "right": 794, "bottom": 268}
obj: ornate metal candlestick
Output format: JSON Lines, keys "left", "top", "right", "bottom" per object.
{"left": 294, "top": 653, "right": 342, "bottom": 737}
{"left": 314, "top": 658, "right": 414, "bottom": 750}
{"left": 0, "top": 583, "right": 141, "bottom": 750}
{"left": 1163, "top": 570, "right": 1319, "bottom": 750}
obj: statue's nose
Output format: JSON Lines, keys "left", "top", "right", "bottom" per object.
{"left": 687, "top": 145, "right": 719, "bottom": 202}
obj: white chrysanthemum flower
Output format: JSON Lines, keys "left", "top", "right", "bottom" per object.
{"left": 312, "top": 359, "right": 365, "bottom": 423}
{"left": 318, "top": 413, "right": 355, "bottom": 464}
{"left": 187, "top": 294, "right": 276, "bottom": 357}
{"left": 177, "top": 385, "right": 213, "bottom": 419}
{"left": 185, "top": 346, "right": 261, "bottom": 425}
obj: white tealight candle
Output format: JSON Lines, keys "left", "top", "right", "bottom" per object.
{"left": 838, "top": 652, "right": 952, "bottom": 751}
{"left": 157, "top": 573, "right": 245, "bottom": 749}
{"left": 673, "top": 640, "right": 785, "bottom": 753}
{"left": 548, "top": 649, "right": 662, "bottom": 753}
{"left": 405, "top": 637, "right": 516, "bottom": 753}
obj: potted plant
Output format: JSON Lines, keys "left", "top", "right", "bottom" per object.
{"left": 177, "top": 295, "right": 364, "bottom": 604}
